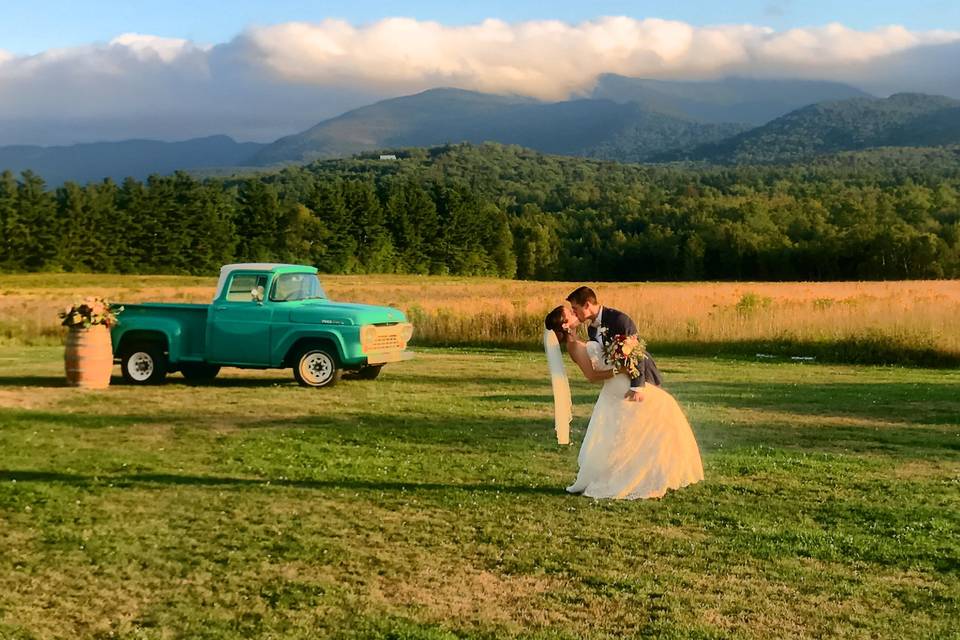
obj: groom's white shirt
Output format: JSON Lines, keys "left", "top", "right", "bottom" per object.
{"left": 591, "top": 306, "right": 605, "bottom": 343}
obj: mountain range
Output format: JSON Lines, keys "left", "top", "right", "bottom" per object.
{"left": 671, "top": 92, "right": 960, "bottom": 163}
{"left": 2, "top": 76, "right": 959, "bottom": 185}
{"left": 249, "top": 89, "right": 751, "bottom": 165}
{"left": 0, "top": 136, "right": 264, "bottom": 186}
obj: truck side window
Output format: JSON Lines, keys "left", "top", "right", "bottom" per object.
{"left": 225, "top": 274, "right": 268, "bottom": 302}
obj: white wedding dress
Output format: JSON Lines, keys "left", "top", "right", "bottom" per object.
{"left": 566, "top": 341, "right": 704, "bottom": 500}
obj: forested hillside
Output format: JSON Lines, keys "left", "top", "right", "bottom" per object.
{"left": 679, "top": 93, "right": 960, "bottom": 163}
{"left": 590, "top": 75, "right": 870, "bottom": 125}
{"left": 250, "top": 88, "right": 746, "bottom": 165}
{"left": 2, "top": 143, "right": 959, "bottom": 280}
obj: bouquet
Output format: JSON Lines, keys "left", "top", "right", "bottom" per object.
{"left": 59, "top": 297, "right": 123, "bottom": 329}
{"left": 603, "top": 334, "right": 647, "bottom": 378}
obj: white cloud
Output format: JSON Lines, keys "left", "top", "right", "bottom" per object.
{"left": 0, "top": 17, "right": 958, "bottom": 145}
{"left": 109, "top": 33, "right": 208, "bottom": 62}
{"left": 240, "top": 17, "right": 959, "bottom": 100}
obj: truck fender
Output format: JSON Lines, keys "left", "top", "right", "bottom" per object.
{"left": 279, "top": 332, "right": 348, "bottom": 367}
{"left": 113, "top": 319, "right": 185, "bottom": 363}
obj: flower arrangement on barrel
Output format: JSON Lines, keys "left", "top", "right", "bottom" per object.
{"left": 59, "top": 297, "right": 122, "bottom": 329}
{"left": 59, "top": 297, "right": 123, "bottom": 389}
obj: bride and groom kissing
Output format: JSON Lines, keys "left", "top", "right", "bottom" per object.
{"left": 544, "top": 287, "right": 704, "bottom": 500}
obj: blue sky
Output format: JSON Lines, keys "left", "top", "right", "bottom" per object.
{"left": 3, "top": 0, "right": 960, "bottom": 54}
{"left": 1, "top": 1, "right": 958, "bottom": 145}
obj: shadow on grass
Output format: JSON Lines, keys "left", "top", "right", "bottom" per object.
{"left": 481, "top": 393, "right": 600, "bottom": 405}
{"left": 656, "top": 338, "right": 960, "bottom": 368}
{"left": 415, "top": 338, "right": 960, "bottom": 367}
{"left": 0, "top": 373, "right": 531, "bottom": 390}
{"left": 0, "top": 469, "right": 567, "bottom": 496}
{"left": 0, "top": 376, "right": 68, "bottom": 388}
{"left": 678, "top": 380, "right": 960, "bottom": 427}
{"left": 481, "top": 378, "right": 960, "bottom": 427}
{"left": 4, "top": 396, "right": 957, "bottom": 459}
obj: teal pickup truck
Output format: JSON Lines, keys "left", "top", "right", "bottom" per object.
{"left": 111, "top": 263, "right": 414, "bottom": 387}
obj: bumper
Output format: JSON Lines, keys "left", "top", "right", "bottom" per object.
{"left": 366, "top": 350, "right": 415, "bottom": 365}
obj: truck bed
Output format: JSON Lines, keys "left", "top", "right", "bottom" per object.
{"left": 118, "top": 303, "right": 209, "bottom": 360}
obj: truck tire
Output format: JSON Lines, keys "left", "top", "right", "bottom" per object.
{"left": 353, "top": 365, "right": 383, "bottom": 381}
{"left": 294, "top": 348, "right": 341, "bottom": 388}
{"left": 180, "top": 363, "right": 221, "bottom": 383}
{"left": 120, "top": 343, "right": 168, "bottom": 385}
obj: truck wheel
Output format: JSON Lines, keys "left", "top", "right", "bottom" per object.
{"left": 354, "top": 365, "right": 383, "bottom": 381}
{"left": 294, "top": 348, "right": 341, "bottom": 388}
{"left": 120, "top": 344, "right": 168, "bottom": 385}
{"left": 180, "top": 363, "right": 221, "bottom": 383}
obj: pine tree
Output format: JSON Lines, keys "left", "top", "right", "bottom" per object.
{"left": 0, "top": 171, "right": 24, "bottom": 269}
{"left": 115, "top": 177, "right": 147, "bottom": 272}
{"left": 57, "top": 182, "right": 96, "bottom": 271}
{"left": 343, "top": 179, "right": 393, "bottom": 272}
{"left": 306, "top": 181, "right": 357, "bottom": 273}
{"left": 236, "top": 180, "right": 282, "bottom": 262}
{"left": 184, "top": 180, "right": 236, "bottom": 274}
{"left": 88, "top": 179, "right": 122, "bottom": 272}
{"left": 18, "top": 171, "right": 60, "bottom": 270}
{"left": 385, "top": 179, "right": 439, "bottom": 274}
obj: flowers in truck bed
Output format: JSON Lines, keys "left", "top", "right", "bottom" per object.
{"left": 59, "top": 297, "right": 123, "bottom": 328}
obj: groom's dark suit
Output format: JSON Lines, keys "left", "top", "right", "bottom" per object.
{"left": 587, "top": 306, "right": 663, "bottom": 390}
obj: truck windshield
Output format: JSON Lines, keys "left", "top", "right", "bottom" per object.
{"left": 270, "top": 273, "right": 327, "bottom": 302}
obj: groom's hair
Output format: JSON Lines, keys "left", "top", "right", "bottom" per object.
{"left": 566, "top": 286, "right": 597, "bottom": 306}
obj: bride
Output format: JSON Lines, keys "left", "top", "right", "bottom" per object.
{"left": 544, "top": 306, "right": 704, "bottom": 500}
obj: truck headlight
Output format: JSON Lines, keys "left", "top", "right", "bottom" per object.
{"left": 360, "top": 325, "right": 377, "bottom": 349}
{"left": 401, "top": 323, "right": 414, "bottom": 342}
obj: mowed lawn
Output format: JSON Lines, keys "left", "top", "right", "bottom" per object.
{"left": 0, "top": 347, "right": 958, "bottom": 639}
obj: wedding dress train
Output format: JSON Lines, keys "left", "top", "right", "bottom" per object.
{"left": 566, "top": 341, "right": 704, "bottom": 499}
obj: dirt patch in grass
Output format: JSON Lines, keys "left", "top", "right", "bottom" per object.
{"left": 378, "top": 566, "right": 567, "bottom": 630}
{"left": 0, "top": 388, "right": 65, "bottom": 410}
{"left": 891, "top": 459, "right": 960, "bottom": 480}
{"left": 722, "top": 406, "right": 912, "bottom": 430}
{"left": 3, "top": 564, "right": 153, "bottom": 639}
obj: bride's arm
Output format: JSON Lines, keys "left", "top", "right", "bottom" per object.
{"left": 568, "top": 344, "right": 615, "bottom": 384}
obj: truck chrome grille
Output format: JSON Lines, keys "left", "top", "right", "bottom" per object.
{"left": 370, "top": 333, "right": 402, "bottom": 350}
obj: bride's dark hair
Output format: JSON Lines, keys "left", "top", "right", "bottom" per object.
{"left": 544, "top": 306, "right": 569, "bottom": 345}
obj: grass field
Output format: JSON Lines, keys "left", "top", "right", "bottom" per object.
{"left": 2, "top": 274, "right": 960, "bottom": 365}
{"left": 1, "top": 346, "right": 958, "bottom": 639}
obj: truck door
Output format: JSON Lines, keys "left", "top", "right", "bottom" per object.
{"left": 208, "top": 272, "right": 272, "bottom": 365}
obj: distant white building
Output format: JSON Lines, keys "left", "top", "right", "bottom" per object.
{"left": 379, "top": 154, "right": 398, "bottom": 160}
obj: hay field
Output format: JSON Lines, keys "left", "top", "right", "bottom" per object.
{"left": 2, "top": 274, "right": 959, "bottom": 364}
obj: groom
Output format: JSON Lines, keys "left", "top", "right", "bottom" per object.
{"left": 567, "top": 286, "right": 662, "bottom": 402}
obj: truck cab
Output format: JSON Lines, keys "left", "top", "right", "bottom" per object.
{"left": 112, "top": 263, "right": 414, "bottom": 387}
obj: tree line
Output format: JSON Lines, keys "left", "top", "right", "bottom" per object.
{"left": 2, "top": 143, "right": 959, "bottom": 280}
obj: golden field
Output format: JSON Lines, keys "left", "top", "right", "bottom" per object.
{"left": 2, "top": 273, "right": 959, "bottom": 363}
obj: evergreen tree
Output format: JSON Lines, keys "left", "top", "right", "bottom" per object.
{"left": 385, "top": 179, "right": 439, "bottom": 274}
{"left": 88, "top": 179, "right": 122, "bottom": 272}
{"left": 56, "top": 182, "right": 102, "bottom": 271}
{"left": 343, "top": 179, "right": 394, "bottom": 272}
{"left": 18, "top": 171, "right": 60, "bottom": 270}
{"left": 115, "top": 177, "right": 148, "bottom": 272}
{"left": 236, "top": 180, "right": 282, "bottom": 262}
{"left": 305, "top": 181, "right": 357, "bottom": 273}
{"left": 0, "top": 171, "right": 24, "bottom": 269}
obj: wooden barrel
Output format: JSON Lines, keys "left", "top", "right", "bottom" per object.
{"left": 64, "top": 325, "right": 114, "bottom": 389}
